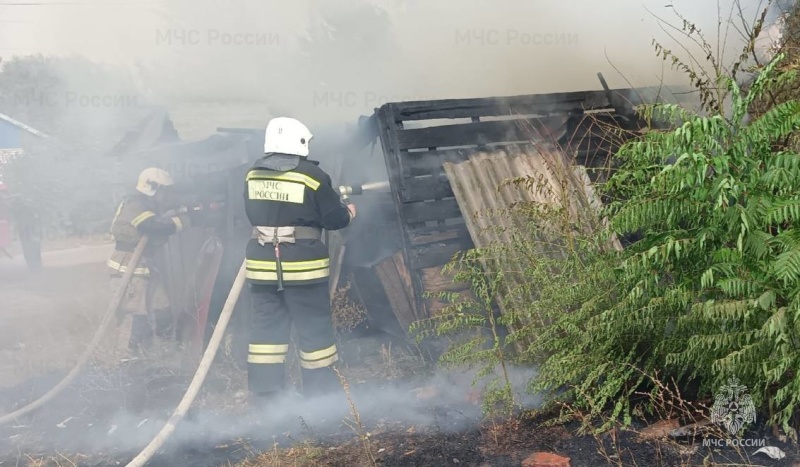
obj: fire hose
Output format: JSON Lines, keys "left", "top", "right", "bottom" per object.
{"left": 0, "top": 187, "right": 379, "bottom": 458}
{"left": 125, "top": 185, "right": 387, "bottom": 465}
{"left": 0, "top": 235, "right": 151, "bottom": 426}
{"left": 125, "top": 259, "right": 246, "bottom": 467}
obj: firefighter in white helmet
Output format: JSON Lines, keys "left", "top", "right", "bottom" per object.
{"left": 107, "top": 167, "right": 191, "bottom": 359}
{"left": 243, "top": 117, "right": 356, "bottom": 410}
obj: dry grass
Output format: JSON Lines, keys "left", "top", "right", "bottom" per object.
{"left": 236, "top": 440, "right": 327, "bottom": 467}
{"left": 552, "top": 368, "right": 770, "bottom": 467}
{"left": 15, "top": 452, "right": 92, "bottom": 467}
{"left": 331, "top": 279, "right": 367, "bottom": 338}
{"left": 334, "top": 366, "right": 377, "bottom": 467}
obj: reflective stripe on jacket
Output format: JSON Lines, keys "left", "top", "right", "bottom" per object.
{"left": 107, "top": 192, "right": 186, "bottom": 277}
{"left": 243, "top": 154, "right": 351, "bottom": 286}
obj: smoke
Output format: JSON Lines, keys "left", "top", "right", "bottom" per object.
{"left": 0, "top": 0, "right": 777, "bottom": 136}
{"left": 0, "top": 0, "right": 785, "bottom": 461}
{"left": 1, "top": 362, "right": 542, "bottom": 458}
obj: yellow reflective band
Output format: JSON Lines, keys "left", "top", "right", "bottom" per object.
{"left": 300, "top": 353, "right": 338, "bottom": 369}
{"left": 249, "top": 344, "right": 289, "bottom": 354}
{"left": 107, "top": 259, "right": 150, "bottom": 276}
{"left": 172, "top": 216, "right": 183, "bottom": 231}
{"left": 245, "top": 258, "right": 330, "bottom": 272}
{"left": 131, "top": 211, "right": 156, "bottom": 227}
{"left": 300, "top": 344, "right": 337, "bottom": 361}
{"left": 246, "top": 169, "right": 321, "bottom": 191}
{"left": 248, "top": 354, "right": 287, "bottom": 364}
{"left": 246, "top": 268, "right": 330, "bottom": 282}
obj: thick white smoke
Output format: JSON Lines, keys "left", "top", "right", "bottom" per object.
{"left": 0, "top": 0, "right": 785, "bottom": 461}
{"left": 0, "top": 0, "right": 776, "bottom": 137}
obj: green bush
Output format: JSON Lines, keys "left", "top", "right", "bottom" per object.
{"left": 418, "top": 52, "right": 800, "bottom": 438}
{"left": 596, "top": 53, "right": 800, "bottom": 435}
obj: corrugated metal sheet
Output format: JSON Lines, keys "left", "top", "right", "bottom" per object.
{"left": 442, "top": 144, "right": 620, "bottom": 342}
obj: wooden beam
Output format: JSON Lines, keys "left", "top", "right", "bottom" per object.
{"left": 403, "top": 149, "right": 473, "bottom": 176}
{"left": 389, "top": 90, "right": 612, "bottom": 121}
{"left": 394, "top": 116, "right": 568, "bottom": 151}
{"left": 408, "top": 225, "right": 471, "bottom": 246}
{"left": 419, "top": 266, "right": 474, "bottom": 317}
{"left": 402, "top": 198, "right": 464, "bottom": 224}
{"left": 402, "top": 145, "right": 542, "bottom": 177}
{"left": 349, "top": 266, "right": 408, "bottom": 339}
{"left": 374, "top": 252, "right": 418, "bottom": 335}
{"left": 376, "top": 104, "right": 424, "bottom": 317}
{"left": 401, "top": 175, "right": 454, "bottom": 202}
{"left": 386, "top": 86, "right": 687, "bottom": 122}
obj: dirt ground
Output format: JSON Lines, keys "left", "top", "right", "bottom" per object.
{"left": 1, "top": 242, "right": 799, "bottom": 467}
{"left": 0, "top": 239, "right": 116, "bottom": 389}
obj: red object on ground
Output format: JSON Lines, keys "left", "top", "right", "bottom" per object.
{"left": 521, "top": 452, "right": 571, "bottom": 467}
{"left": 191, "top": 238, "right": 224, "bottom": 356}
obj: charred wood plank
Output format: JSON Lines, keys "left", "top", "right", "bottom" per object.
{"left": 409, "top": 239, "right": 472, "bottom": 270}
{"left": 403, "top": 149, "right": 473, "bottom": 176}
{"left": 400, "top": 147, "right": 615, "bottom": 190}
{"left": 408, "top": 225, "right": 471, "bottom": 246}
{"left": 419, "top": 266, "right": 474, "bottom": 317}
{"left": 349, "top": 266, "right": 408, "bottom": 339}
{"left": 401, "top": 175, "right": 454, "bottom": 202}
{"left": 388, "top": 89, "right": 621, "bottom": 121}
{"left": 376, "top": 105, "right": 423, "bottom": 316}
{"left": 395, "top": 116, "right": 568, "bottom": 151}
{"left": 374, "top": 251, "right": 419, "bottom": 333}
{"left": 402, "top": 198, "right": 464, "bottom": 224}
{"left": 420, "top": 265, "right": 471, "bottom": 293}
{"left": 402, "top": 144, "right": 547, "bottom": 177}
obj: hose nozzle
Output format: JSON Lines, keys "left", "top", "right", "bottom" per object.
{"left": 338, "top": 185, "right": 359, "bottom": 205}
{"left": 338, "top": 185, "right": 364, "bottom": 197}
{"left": 338, "top": 181, "right": 390, "bottom": 204}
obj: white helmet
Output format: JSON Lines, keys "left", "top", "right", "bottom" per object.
{"left": 263, "top": 117, "right": 313, "bottom": 157}
{"left": 136, "top": 167, "right": 174, "bottom": 196}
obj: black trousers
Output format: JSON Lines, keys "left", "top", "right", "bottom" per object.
{"left": 248, "top": 281, "right": 340, "bottom": 398}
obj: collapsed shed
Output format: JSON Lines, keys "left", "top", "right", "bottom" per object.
{"left": 105, "top": 84, "right": 692, "bottom": 361}
{"left": 332, "top": 84, "right": 692, "bottom": 342}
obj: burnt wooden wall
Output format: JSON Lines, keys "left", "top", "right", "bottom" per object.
{"left": 372, "top": 87, "right": 671, "bottom": 321}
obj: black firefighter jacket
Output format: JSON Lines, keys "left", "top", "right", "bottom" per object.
{"left": 243, "top": 153, "right": 352, "bottom": 286}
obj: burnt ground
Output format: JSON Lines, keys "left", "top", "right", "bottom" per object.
{"left": 1, "top": 351, "right": 799, "bottom": 467}
{"left": 1, "top": 244, "right": 800, "bottom": 467}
